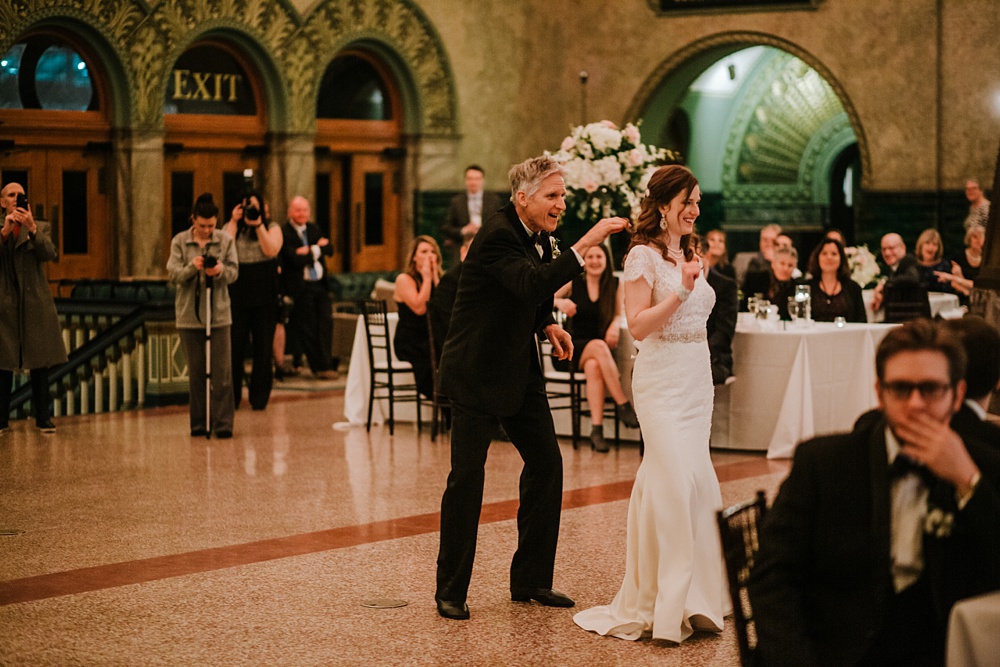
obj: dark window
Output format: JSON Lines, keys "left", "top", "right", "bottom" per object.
{"left": 170, "top": 172, "right": 194, "bottom": 237}
{"left": 0, "top": 40, "right": 96, "bottom": 111}
{"left": 62, "top": 170, "right": 88, "bottom": 254}
{"left": 223, "top": 171, "right": 245, "bottom": 224}
{"left": 317, "top": 56, "right": 392, "bottom": 120}
{"left": 1, "top": 169, "right": 28, "bottom": 191}
{"left": 315, "top": 172, "right": 332, "bottom": 240}
{"left": 364, "top": 172, "right": 383, "bottom": 246}
{"left": 165, "top": 44, "right": 256, "bottom": 116}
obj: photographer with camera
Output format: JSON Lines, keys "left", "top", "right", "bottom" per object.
{"left": 223, "top": 179, "right": 282, "bottom": 410}
{"left": 168, "top": 193, "right": 239, "bottom": 438}
{"left": 0, "top": 182, "right": 67, "bottom": 435}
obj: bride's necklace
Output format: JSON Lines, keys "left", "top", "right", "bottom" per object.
{"left": 666, "top": 245, "right": 684, "bottom": 259}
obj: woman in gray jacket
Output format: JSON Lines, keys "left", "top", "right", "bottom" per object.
{"left": 167, "top": 193, "right": 239, "bottom": 438}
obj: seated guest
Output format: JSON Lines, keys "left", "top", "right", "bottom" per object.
{"left": 935, "top": 225, "right": 985, "bottom": 305}
{"left": 749, "top": 319, "right": 1000, "bottom": 667}
{"left": 697, "top": 233, "right": 738, "bottom": 385}
{"left": 742, "top": 245, "right": 798, "bottom": 320}
{"left": 553, "top": 243, "right": 639, "bottom": 452}
{"left": 775, "top": 233, "right": 803, "bottom": 279}
{"left": 914, "top": 228, "right": 955, "bottom": 293}
{"left": 824, "top": 228, "right": 847, "bottom": 247}
{"left": 870, "top": 232, "right": 921, "bottom": 311}
{"left": 734, "top": 223, "right": 781, "bottom": 289}
{"left": 702, "top": 229, "right": 735, "bottom": 280}
{"left": 392, "top": 235, "right": 442, "bottom": 398}
{"left": 942, "top": 316, "right": 1000, "bottom": 443}
{"left": 807, "top": 238, "right": 866, "bottom": 322}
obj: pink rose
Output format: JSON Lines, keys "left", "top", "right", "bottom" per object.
{"left": 561, "top": 136, "right": 575, "bottom": 151}
{"left": 624, "top": 125, "right": 640, "bottom": 143}
{"left": 600, "top": 120, "right": 617, "bottom": 129}
{"left": 583, "top": 180, "right": 598, "bottom": 193}
{"left": 627, "top": 149, "right": 644, "bottom": 166}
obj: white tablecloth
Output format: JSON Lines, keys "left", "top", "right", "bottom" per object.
{"left": 711, "top": 321, "right": 897, "bottom": 458}
{"left": 946, "top": 590, "right": 1000, "bottom": 667}
{"left": 862, "top": 289, "right": 962, "bottom": 322}
{"left": 342, "top": 312, "right": 426, "bottom": 425}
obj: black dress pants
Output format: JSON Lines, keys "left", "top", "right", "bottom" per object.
{"left": 0, "top": 367, "right": 54, "bottom": 426}
{"left": 231, "top": 300, "right": 277, "bottom": 410}
{"left": 288, "top": 281, "right": 333, "bottom": 374}
{"left": 436, "top": 374, "right": 563, "bottom": 602}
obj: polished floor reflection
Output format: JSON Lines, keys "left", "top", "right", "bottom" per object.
{"left": 0, "top": 389, "right": 789, "bottom": 666}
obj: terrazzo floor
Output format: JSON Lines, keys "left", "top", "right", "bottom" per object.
{"left": 0, "top": 387, "right": 789, "bottom": 666}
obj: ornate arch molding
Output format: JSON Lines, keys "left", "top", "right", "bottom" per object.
{"left": 134, "top": 0, "right": 300, "bottom": 130}
{"left": 0, "top": 0, "right": 143, "bottom": 128}
{"left": 626, "top": 31, "right": 871, "bottom": 187}
{"left": 300, "top": 0, "right": 458, "bottom": 136}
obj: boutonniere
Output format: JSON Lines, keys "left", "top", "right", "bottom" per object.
{"left": 549, "top": 236, "right": 561, "bottom": 258}
{"left": 924, "top": 505, "right": 954, "bottom": 538}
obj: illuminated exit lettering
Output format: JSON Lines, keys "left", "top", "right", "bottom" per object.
{"left": 171, "top": 69, "right": 243, "bottom": 102}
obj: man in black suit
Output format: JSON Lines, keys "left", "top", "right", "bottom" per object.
{"left": 943, "top": 316, "right": 1000, "bottom": 445}
{"left": 434, "top": 156, "right": 627, "bottom": 620}
{"left": 440, "top": 165, "right": 504, "bottom": 267}
{"left": 279, "top": 196, "right": 336, "bottom": 379}
{"left": 749, "top": 319, "right": 1000, "bottom": 666}
{"left": 870, "top": 232, "right": 921, "bottom": 311}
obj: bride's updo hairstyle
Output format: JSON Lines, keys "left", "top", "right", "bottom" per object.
{"left": 628, "top": 165, "right": 698, "bottom": 266}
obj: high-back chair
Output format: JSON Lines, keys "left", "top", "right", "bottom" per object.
{"left": 537, "top": 338, "right": 582, "bottom": 447}
{"left": 358, "top": 299, "right": 422, "bottom": 436}
{"left": 717, "top": 490, "right": 769, "bottom": 667}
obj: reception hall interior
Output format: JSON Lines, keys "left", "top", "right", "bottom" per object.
{"left": 3, "top": 0, "right": 1000, "bottom": 665}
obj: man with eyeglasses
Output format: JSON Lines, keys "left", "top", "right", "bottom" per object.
{"left": 749, "top": 319, "right": 1000, "bottom": 667}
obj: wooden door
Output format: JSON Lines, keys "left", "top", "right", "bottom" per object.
{"left": 314, "top": 155, "right": 345, "bottom": 273}
{"left": 0, "top": 147, "right": 111, "bottom": 282}
{"left": 348, "top": 153, "right": 399, "bottom": 272}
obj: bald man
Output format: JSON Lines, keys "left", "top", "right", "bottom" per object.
{"left": 871, "top": 233, "right": 920, "bottom": 311}
{"left": 279, "top": 196, "right": 336, "bottom": 379}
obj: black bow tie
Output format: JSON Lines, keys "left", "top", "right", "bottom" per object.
{"left": 531, "top": 231, "right": 549, "bottom": 245}
{"left": 891, "top": 453, "right": 935, "bottom": 486}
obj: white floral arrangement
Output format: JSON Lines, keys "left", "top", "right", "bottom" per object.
{"left": 845, "top": 244, "right": 881, "bottom": 288}
{"left": 546, "top": 120, "right": 679, "bottom": 228}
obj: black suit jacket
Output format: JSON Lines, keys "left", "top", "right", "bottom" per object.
{"left": 441, "top": 191, "right": 505, "bottom": 246}
{"left": 428, "top": 262, "right": 462, "bottom": 358}
{"left": 749, "top": 413, "right": 1000, "bottom": 667}
{"left": 279, "top": 221, "right": 333, "bottom": 300}
{"left": 437, "top": 203, "right": 583, "bottom": 416}
{"left": 952, "top": 402, "right": 1000, "bottom": 449}
{"left": 706, "top": 266, "right": 737, "bottom": 385}
{"left": 885, "top": 253, "right": 921, "bottom": 286}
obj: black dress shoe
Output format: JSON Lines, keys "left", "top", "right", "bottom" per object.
{"left": 191, "top": 428, "right": 207, "bottom": 437}
{"left": 435, "top": 598, "right": 470, "bottom": 620}
{"left": 510, "top": 588, "right": 575, "bottom": 607}
{"left": 215, "top": 429, "right": 233, "bottom": 439}
{"left": 36, "top": 419, "right": 56, "bottom": 434}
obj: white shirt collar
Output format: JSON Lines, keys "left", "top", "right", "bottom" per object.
{"left": 965, "top": 398, "right": 988, "bottom": 421}
{"left": 884, "top": 425, "right": 902, "bottom": 464}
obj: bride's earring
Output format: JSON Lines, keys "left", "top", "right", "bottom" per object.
{"left": 659, "top": 210, "right": 668, "bottom": 230}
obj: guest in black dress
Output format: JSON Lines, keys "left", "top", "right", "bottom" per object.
{"left": 702, "top": 229, "right": 735, "bottom": 281}
{"left": 936, "top": 224, "right": 985, "bottom": 306}
{"left": 806, "top": 238, "right": 866, "bottom": 323}
{"left": 741, "top": 246, "right": 798, "bottom": 319}
{"left": 224, "top": 191, "right": 283, "bottom": 410}
{"left": 914, "top": 228, "right": 954, "bottom": 293}
{"left": 392, "top": 235, "right": 442, "bottom": 398}
{"left": 553, "top": 243, "right": 639, "bottom": 452}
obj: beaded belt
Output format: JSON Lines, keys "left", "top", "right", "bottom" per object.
{"left": 651, "top": 330, "right": 707, "bottom": 343}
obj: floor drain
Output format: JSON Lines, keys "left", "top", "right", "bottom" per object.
{"left": 0, "top": 529, "right": 25, "bottom": 536}
{"left": 361, "top": 598, "right": 408, "bottom": 609}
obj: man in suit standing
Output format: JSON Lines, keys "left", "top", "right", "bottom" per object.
{"left": 870, "top": 232, "right": 921, "bottom": 311}
{"left": 279, "top": 196, "right": 337, "bottom": 379}
{"left": 434, "top": 156, "right": 627, "bottom": 620}
{"left": 440, "top": 165, "right": 504, "bottom": 267}
{"left": 749, "top": 319, "right": 1000, "bottom": 666}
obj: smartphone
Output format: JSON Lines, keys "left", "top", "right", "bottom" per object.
{"left": 15, "top": 193, "right": 28, "bottom": 210}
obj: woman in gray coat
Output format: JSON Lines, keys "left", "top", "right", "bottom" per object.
{"left": 167, "top": 193, "right": 239, "bottom": 438}
{"left": 0, "top": 182, "right": 68, "bottom": 435}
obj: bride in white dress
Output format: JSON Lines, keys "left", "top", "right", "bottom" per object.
{"left": 573, "top": 165, "right": 731, "bottom": 643}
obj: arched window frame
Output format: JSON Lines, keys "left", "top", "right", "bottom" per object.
{"left": 315, "top": 49, "right": 402, "bottom": 152}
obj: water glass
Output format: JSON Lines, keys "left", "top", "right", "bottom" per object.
{"left": 835, "top": 316, "right": 846, "bottom": 328}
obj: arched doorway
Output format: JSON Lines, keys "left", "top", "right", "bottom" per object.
{"left": 632, "top": 39, "right": 866, "bottom": 258}
{"left": 0, "top": 30, "right": 113, "bottom": 283}
{"left": 314, "top": 49, "right": 404, "bottom": 273}
{"left": 163, "top": 39, "right": 268, "bottom": 246}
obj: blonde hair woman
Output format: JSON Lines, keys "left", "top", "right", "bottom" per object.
{"left": 392, "top": 235, "right": 443, "bottom": 398}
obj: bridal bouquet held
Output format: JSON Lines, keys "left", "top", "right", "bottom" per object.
{"left": 547, "top": 120, "right": 680, "bottom": 259}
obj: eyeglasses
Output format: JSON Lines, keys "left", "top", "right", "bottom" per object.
{"left": 881, "top": 381, "right": 952, "bottom": 400}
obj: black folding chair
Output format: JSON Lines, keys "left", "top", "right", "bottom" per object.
{"left": 717, "top": 490, "right": 768, "bottom": 667}
{"left": 358, "top": 299, "right": 422, "bottom": 436}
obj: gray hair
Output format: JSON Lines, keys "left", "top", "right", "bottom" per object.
{"left": 508, "top": 156, "right": 563, "bottom": 201}
{"left": 773, "top": 245, "right": 798, "bottom": 262}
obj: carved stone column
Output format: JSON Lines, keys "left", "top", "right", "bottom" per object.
{"left": 115, "top": 129, "right": 166, "bottom": 278}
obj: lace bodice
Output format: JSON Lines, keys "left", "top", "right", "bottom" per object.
{"left": 623, "top": 244, "right": 715, "bottom": 337}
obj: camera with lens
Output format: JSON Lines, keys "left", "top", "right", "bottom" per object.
{"left": 240, "top": 168, "right": 260, "bottom": 225}
{"left": 202, "top": 253, "right": 218, "bottom": 269}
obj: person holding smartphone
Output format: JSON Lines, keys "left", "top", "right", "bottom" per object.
{"left": 0, "top": 182, "right": 68, "bottom": 435}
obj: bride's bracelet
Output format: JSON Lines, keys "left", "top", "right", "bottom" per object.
{"left": 674, "top": 285, "right": 692, "bottom": 302}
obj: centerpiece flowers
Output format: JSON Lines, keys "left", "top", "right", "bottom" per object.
{"left": 546, "top": 120, "right": 680, "bottom": 256}
{"left": 845, "top": 244, "right": 881, "bottom": 288}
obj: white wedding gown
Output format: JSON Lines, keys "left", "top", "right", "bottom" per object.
{"left": 574, "top": 244, "right": 731, "bottom": 642}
